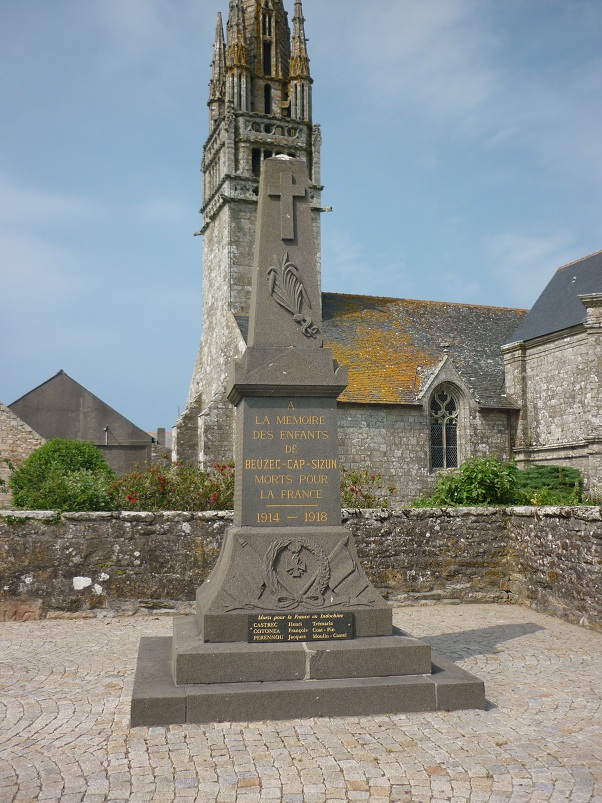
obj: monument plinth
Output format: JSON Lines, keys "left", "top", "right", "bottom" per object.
{"left": 131, "top": 158, "right": 485, "bottom": 726}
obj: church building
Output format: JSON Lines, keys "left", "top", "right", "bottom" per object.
{"left": 174, "top": 0, "right": 601, "bottom": 501}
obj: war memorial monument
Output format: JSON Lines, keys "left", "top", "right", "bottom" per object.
{"left": 130, "top": 157, "right": 485, "bottom": 725}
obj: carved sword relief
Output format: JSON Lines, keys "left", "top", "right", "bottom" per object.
{"left": 218, "top": 535, "right": 380, "bottom": 613}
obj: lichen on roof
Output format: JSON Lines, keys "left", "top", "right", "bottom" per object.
{"left": 235, "top": 292, "right": 527, "bottom": 407}
{"left": 321, "top": 293, "right": 527, "bottom": 407}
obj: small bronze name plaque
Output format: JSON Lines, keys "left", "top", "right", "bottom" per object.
{"left": 248, "top": 612, "right": 355, "bottom": 643}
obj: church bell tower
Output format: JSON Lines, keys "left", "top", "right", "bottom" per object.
{"left": 174, "top": 0, "right": 323, "bottom": 467}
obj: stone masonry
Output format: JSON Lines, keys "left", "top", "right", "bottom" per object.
{"left": 0, "top": 403, "right": 45, "bottom": 509}
{"left": 504, "top": 293, "right": 602, "bottom": 491}
{"left": 175, "top": 1, "right": 601, "bottom": 508}
{"left": 1, "top": 507, "right": 600, "bottom": 630}
{"left": 337, "top": 403, "right": 513, "bottom": 503}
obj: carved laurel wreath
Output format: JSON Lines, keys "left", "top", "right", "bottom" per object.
{"left": 267, "top": 252, "right": 320, "bottom": 338}
{"left": 263, "top": 539, "right": 331, "bottom": 609}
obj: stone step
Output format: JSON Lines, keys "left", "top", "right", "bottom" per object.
{"left": 172, "top": 615, "right": 432, "bottom": 685}
{"left": 131, "top": 636, "right": 486, "bottom": 727}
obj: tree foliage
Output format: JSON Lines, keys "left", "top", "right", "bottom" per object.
{"left": 413, "top": 456, "right": 587, "bottom": 507}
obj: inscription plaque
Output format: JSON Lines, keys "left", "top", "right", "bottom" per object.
{"left": 237, "top": 396, "right": 340, "bottom": 527}
{"left": 248, "top": 611, "right": 355, "bottom": 643}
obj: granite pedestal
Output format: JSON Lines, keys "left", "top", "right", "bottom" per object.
{"left": 131, "top": 623, "right": 485, "bottom": 726}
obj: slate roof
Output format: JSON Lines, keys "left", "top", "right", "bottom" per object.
{"left": 508, "top": 249, "right": 602, "bottom": 344}
{"left": 236, "top": 293, "right": 527, "bottom": 407}
{"left": 10, "top": 370, "right": 152, "bottom": 444}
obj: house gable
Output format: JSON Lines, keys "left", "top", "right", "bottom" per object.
{"left": 9, "top": 371, "right": 153, "bottom": 474}
{"left": 10, "top": 371, "right": 151, "bottom": 446}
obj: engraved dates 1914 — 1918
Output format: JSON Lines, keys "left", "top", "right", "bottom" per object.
{"left": 238, "top": 396, "right": 341, "bottom": 527}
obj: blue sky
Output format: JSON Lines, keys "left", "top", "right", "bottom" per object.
{"left": 2, "top": 0, "right": 601, "bottom": 431}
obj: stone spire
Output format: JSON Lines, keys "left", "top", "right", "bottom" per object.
{"left": 226, "top": 0, "right": 251, "bottom": 110}
{"left": 289, "top": 0, "right": 312, "bottom": 121}
{"left": 290, "top": 0, "right": 310, "bottom": 79}
{"left": 174, "top": 0, "right": 323, "bottom": 470}
{"left": 208, "top": 13, "right": 226, "bottom": 129}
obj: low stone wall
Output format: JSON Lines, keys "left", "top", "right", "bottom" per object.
{"left": 1, "top": 507, "right": 600, "bottom": 630}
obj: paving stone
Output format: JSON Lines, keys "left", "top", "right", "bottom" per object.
{"left": 1, "top": 604, "right": 601, "bottom": 802}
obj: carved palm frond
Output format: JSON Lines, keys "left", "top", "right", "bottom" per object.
{"left": 267, "top": 252, "right": 319, "bottom": 338}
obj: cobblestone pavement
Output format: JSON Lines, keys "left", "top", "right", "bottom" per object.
{"left": 1, "top": 603, "right": 601, "bottom": 803}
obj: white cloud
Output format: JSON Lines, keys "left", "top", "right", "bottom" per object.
{"left": 485, "top": 231, "right": 579, "bottom": 308}
{"left": 84, "top": 0, "right": 208, "bottom": 97}
{"left": 88, "top": 0, "right": 178, "bottom": 66}
{"left": 312, "top": 0, "right": 498, "bottom": 119}
{"left": 0, "top": 174, "right": 112, "bottom": 322}
{"left": 313, "top": 0, "right": 602, "bottom": 190}
{"left": 322, "top": 226, "right": 411, "bottom": 299}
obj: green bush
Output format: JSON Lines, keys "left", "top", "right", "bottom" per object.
{"left": 340, "top": 467, "right": 395, "bottom": 509}
{"left": 516, "top": 464, "right": 583, "bottom": 505}
{"left": 9, "top": 439, "right": 116, "bottom": 511}
{"left": 108, "top": 460, "right": 235, "bottom": 511}
{"left": 413, "top": 456, "right": 521, "bottom": 507}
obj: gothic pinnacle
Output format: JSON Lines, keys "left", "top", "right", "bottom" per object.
{"left": 226, "top": 0, "right": 249, "bottom": 69}
{"left": 209, "top": 12, "right": 226, "bottom": 100}
{"left": 290, "top": 0, "right": 310, "bottom": 79}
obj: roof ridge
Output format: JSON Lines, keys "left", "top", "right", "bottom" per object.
{"left": 556, "top": 248, "right": 602, "bottom": 273}
{"left": 322, "top": 291, "right": 526, "bottom": 313}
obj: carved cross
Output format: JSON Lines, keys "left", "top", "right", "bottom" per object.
{"left": 268, "top": 168, "right": 306, "bottom": 241}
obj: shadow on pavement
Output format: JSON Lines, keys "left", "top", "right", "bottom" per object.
{"left": 400, "top": 622, "right": 546, "bottom": 662}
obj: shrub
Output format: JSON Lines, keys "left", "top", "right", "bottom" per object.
{"left": 516, "top": 464, "right": 583, "bottom": 505}
{"left": 9, "top": 439, "right": 116, "bottom": 511}
{"left": 413, "top": 456, "right": 521, "bottom": 507}
{"left": 340, "top": 467, "right": 395, "bottom": 509}
{"left": 108, "top": 460, "right": 235, "bottom": 511}
{"left": 583, "top": 486, "right": 602, "bottom": 506}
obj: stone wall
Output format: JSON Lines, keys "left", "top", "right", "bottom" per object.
{"left": 338, "top": 405, "right": 431, "bottom": 503}
{"left": 504, "top": 300, "right": 602, "bottom": 490}
{"left": 338, "top": 402, "right": 514, "bottom": 504}
{"left": 1, "top": 507, "right": 600, "bottom": 630}
{"left": 0, "top": 404, "right": 45, "bottom": 509}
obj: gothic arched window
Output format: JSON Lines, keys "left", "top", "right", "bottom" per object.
{"left": 264, "top": 84, "right": 272, "bottom": 114}
{"left": 262, "top": 10, "right": 272, "bottom": 37}
{"left": 263, "top": 42, "right": 272, "bottom": 75}
{"left": 430, "top": 387, "right": 459, "bottom": 470}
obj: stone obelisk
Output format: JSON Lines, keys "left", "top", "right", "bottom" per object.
{"left": 131, "top": 158, "right": 485, "bottom": 726}
{"left": 193, "top": 155, "right": 393, "bottom": 644}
